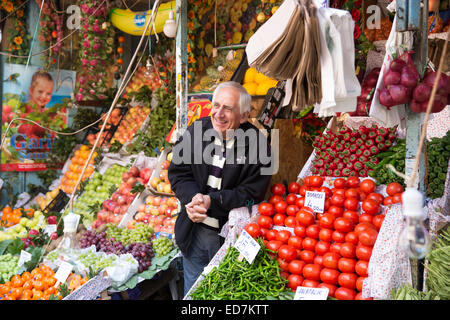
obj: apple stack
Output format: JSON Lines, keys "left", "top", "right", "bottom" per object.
{"left": 110, "top": 105, "right": 151, "bottom": 146}
{"left": 149, "top": 152, "right": 174, "bottom": 195}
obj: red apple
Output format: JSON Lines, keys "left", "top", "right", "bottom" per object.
{"left": 129, "top": 166, "right": 140, "bottom": 177}
{"left": 122, "top": 172, "right": 131, "bottom": 181}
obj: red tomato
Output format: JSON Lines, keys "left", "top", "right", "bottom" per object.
{"left": 299, "top": 185, "right": 309, "bottom": 196}
{"left": 372, "top": 214, "right": 385, "bottom": 231}
{"left": 355, "top": 244, "right": 373, "bottom": 261}
{"left": 286, "top": 194, "right": 298, "bottom": 205}
{"left": 295, "top": 196, "right": 305, "bottom": 208}
{"left": 275, "top": 201, "right": 288, "bottom": 214}
{"left": 287, "top": 274, "right": 304, "bottom": 291}
{"left": 277, "top": 257, "right": 290, "bottom": 272}
{"left": 318, "top": 186, "right": 332, "bottom": 198}
{"left": 319, "top": 213, "right": 336, "bottom": 229}
{"left": 284, "top": 216, "right": 297, "bottom": 228}
{"left": 299, "top": 250, "right": 316, "bottom": 263}
{"left": 343, "top": 210, "right": 359, "bottom": 225}
{"left": 303, "top": 176, "right": 311, "bottom": 187}
{"left": 288, "top": 259, "right": 306, "bottom": 275}
{"left": 345, "top": 188, "right": 360, "bottom": 200}
{"left": 362, "top": 199, "right": 380, "bottom": 215}
{"left": 294, "top": 225, "right": 306, "bottom": 238}
{"left": 359, "top": 228, "right": 378, "bottom": 246}
{"left": 383, "top": 196, "right": 394, "bottom": 206}
{"left": 360, "top": 179, "right": 376, "bottom": 194}
{"left": 338, "top": 257, "right": 356, "bottom": 273}
{"left": 340, "top": 242, "right": 356, "bottom": 258}
{"left": 269, "top": 195, "right": 284, "bottom": 205}
{"left": 331, "top": 230, "right": 346, "bottom": 243}
{"left": 354, "top": 222, "right": 376, "bottom": 236}
{"left": 309, "top": 176, "right": 324, "bottom": 188}
{"left": 392, "top": 193, "right": 402, "bottom": 204}
{"left": 320, "top": 268, "right": 340, "bottom": 285}
{"left": 280, "top": 271, "right": 290, "bottom": 280}
{"left": 330, "top": 194, "right": 346, "bottom": 207}
{"left": 258, "top": 202, "right": 274, "bottom": 216}
{"left": 265, "top": 229, "right": 278, "bottom": 241}
{"left": 315, "top": 241, "right": 330, "bottom": 256}
{"left": 356, "top": 276, "right": 367, "bottom": 292}
{"left": 355, "top": 292, "right": 373, "bottom": 300}
{"left": 334, "top": 217, "right": 354, "bottom": 233}
{"left": 344, "top": 231, "right": 359, "bottom": 245}
{"left": 344, "top": 197, "right": 359, "bottom": 211}
{"left": 302, "top": 263, "right": 322, "bottom": 281}
{"left": 286, "top": 204, "right": 300, "bottom": 217}
{"left": 288, "top": 182, "right": 301, "bottom": 194}
{"left": 335, "top": 287, "right": 356, "bottom": 300}
{"left": 276, "top": 230, "right": 292, "bottom": 244}
{"left": 314, "top": 255, "right": 323, "bottom": 266}
{"left": 316, "top": 212, "right": 325, "bottom": 220}
{"left": 305, "top": 224, "right": 320, "bottom": 239}
{"left": 358, "top": 190, "right": 367, "bottom": 201}
{"left": 359, "top": 213, "right": 373, "bottom": 223}
{"left": 288, "top": 236, "right": 303, "bottom": 250}
{"left": 271, "top": 183, "right": 286, "bottom": 196}
{"left": 332, "top": 188, "right": 346, "bottom": 196}
{"left": 328, "top": 205, "right": 344, "bottom": 218}
{"left": 260, "top": 228, "right": 268, "bottom": 239}
{"left": 330, "top": 243, "right": 343, "bottom": 254}
{"left": 334, "top": 178, "right": 347, "bottom": 189}
{"left": 302, "top": 237, "right": 317, "bottom": 251}
{"left": 355, "top": 260, "right": 369, "bottom": 277}
{"left": 324, "top": 198, "right": 331, "bottom": 211}
{"left": 273, "top": 213, "right": 286, "bottom": 226}
{"left": 367, "top": 192, "right": 384, "bottom": 204}
{"left": 322, "top": 252, "right": 341, "bottom": 269}
{"left": 386, "top": 182, "right": 404, "bottom": 196}
{"left": 278, "top": 244, "right": 298, "bottom": 262}
{"left": 244, "top": 223, "right": 261, "bottom": 238}
{"left": 319, "top": 228, "right": 333, "bottom": 242}
{"left": 266, "top": 240, "right": 283, "bottom": 253}
{"left": 346, "top": 176, "right": 360, "bottom": 188}
{"left": 338, "top": 272, "right": 358, "bottom": 290}
{"left": 318, "top": 282, "right": 337, "bottom": 297}
{"left": 296, "top": 210, "right": 315, "bottom": 227}
{"left": 257, "top": 215, "right": 273, "bottom": 229}
{"left": 301, "top": 279, "right": 320, "bottom": 288}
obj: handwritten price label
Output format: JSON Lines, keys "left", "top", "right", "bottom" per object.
{"left": 294, "top": 286, "right": 329, "bottom": 300}
{"left": 234, "top": 230, "right": 261, "bottom": 264}
{"left": 304, "top": 191, "right": 326, "bottom": 213}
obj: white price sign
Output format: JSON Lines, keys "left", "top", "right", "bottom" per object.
{"left": 294, "top": 286, "right": 329, "bottom": 300}
{"left": 234, "top": 230, "right": 261, "bottom": 264}
{"left": 304, "top": 191, "right": 326, "bottom": 213}
{"left": 18, "top": 250, "right": 32, "bottom": 267}
{"left": 54, "top": 261, "right": 73, "bottom": 284}
{"left": 44, "top": 224, "right": 57, "bottom": 236}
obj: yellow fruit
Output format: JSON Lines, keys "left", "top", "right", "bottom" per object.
{"left": 243, "top": 82, "right": 258, "bottom": 96}
{"left": 254, "top": 72, "right": 271, "bottom": 84}
{"left": 257, "top": 12, "right": 266, "bottom": 23}
{"left": 232, "top": 31, "right": 242, "bottom": 44}
{"left": 256, "top": 80, "right": 278, "bottom": 96}
{"left": 243, "top": 68, "right": 258, "bottom": 84}
{"left": 205, "top": 43, "right": 214, "bottom": 57}
{"left": 272, "top": 6, "right": 279, "bottom": 14}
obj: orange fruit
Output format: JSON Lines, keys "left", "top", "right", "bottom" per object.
{"left": 10, "top": 287, "right": 23, "bottom": 299}
{"left": 31, "top": 289, "right": 43, "bottom": 300}
{"left": 11, "top": 275, "right": 23, "bottom": 287}
{"left": 2, "top": 294, "right": 15, "bottom": 300}
{"left": 2, "top": 206, "right": 12, "bottom": 215}
{"left": 117, "top": 47, "right": 124, "bottom": 54}
{"left": 20, "top": 289, "right": 33, "bottom": 300}
{"left": 32, "top": 272, "right": 44, "bottom": 282}
{"left": 24, "top": 208, "right": 34, "bottom": 218}
{"left": 33, "top": 280, "right": 45, "bottom": 291}
{"left": 44, "top": 276, "right": 56, "bottom": 288}
{"left": 0, "top": 284, "right": 10, "bottom": 295}
{"left": 117, "top": 58, "right": 123, "bottom": 65}
{"left": 22, "top": 280, "right": 33, "bottom": 290}
{"left": 44, "top": 286, "right": 56, "bottom": 296}
{"left": 21, "top": 271, "right": 32, "bottom": 282}
{"left": 118, "top": 36, "right": 125, "bottom": 43}
{"left": 13, "top": 208, "right": 22, "bottom": 215}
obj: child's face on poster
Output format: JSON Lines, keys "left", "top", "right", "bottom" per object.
{"left": 29, "top": 78, "right": 54, "bottom": 108}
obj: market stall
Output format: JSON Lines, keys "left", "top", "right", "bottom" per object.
{"left": 0, "top": 0, "right": 449, "bottom": 301}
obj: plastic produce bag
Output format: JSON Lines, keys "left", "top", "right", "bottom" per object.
{"left": 104, "top": 253, "right": 139, "bottom": 287}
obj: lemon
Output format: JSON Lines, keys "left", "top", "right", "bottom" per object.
{"left": 243, "top": 82, "right": 258, "bottom": 96}
{"left": 243, "top": 68, "right": 258, "bottom": 84}
{"left": 254, "top": 72, "right": 272, "bottom": 84}
{"left": 256, "top": 80, "right": 278, "bottom": 96}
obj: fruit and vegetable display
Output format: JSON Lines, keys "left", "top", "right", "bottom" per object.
{"left": 85, "top": 107, "right": 124, "bottom": 148}
{"left": 367, "top": 139, "right": 406, "bottom": 186}
{"left": 426, "top": 131, "right": 450, "bottom": 199}
{"left": 0, "top": 210, "right": 47, "bottom": 241}
{"left": 152, "top": 236, "right": 174, "bottom": 258}
{"left": 363, "top": 17, "right": 392, "bottom": 42}
{"left": 109, "top": 105, "right": 151, "bottom": 146}
{"left": 311, "top": 125, "right": 398, "bottom": 177}
{"left": 348, "top": 68, "right": 380, "bottom": 117}
{"left": 122, "top": 64, "right": 163, "bottom": 99}
{"left": 149, "top": 155, "right": 174, "bottom": 195}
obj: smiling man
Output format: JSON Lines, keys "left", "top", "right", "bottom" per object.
{"left": 168, "top": 81, "right": 273, "bottom": 296}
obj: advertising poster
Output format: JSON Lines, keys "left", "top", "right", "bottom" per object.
{"left": 1, "top": 63, "right": 76, "bottom": 171}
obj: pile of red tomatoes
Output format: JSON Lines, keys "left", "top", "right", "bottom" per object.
{"left": 244, "top": 176, "right": 404, "bottom": 300}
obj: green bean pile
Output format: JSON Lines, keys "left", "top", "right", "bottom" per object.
{"left": 367, "top": 139, "right": 406, "bottom": 186}
{"left": 189, "top": 239, "right": 291, "bottom": 300}
{"left": 426, "top": 131, "right": 450, "bottom": 199}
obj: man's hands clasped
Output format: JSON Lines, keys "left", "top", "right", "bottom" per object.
{"left": 186, "top": 193, "right": 211, "bottom": 223}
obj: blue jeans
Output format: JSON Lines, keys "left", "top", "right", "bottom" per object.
{"left": 182, "top": 224, "right": 222, "bottom": 296}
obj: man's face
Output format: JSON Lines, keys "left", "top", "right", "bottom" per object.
{"left": 29, "top": 78, "right": 53, "bottom": 108}
{"left": 211, "top": 87, "right": 248, "bottom": 137}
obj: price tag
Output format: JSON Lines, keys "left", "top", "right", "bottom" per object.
{"left": 294, "top": 286, "right": 329, "bottom": 300}
{"left": 304, "top": 191, "right": 326, "bottom": 213}
{"left": 44, "top": 224, "right": 57, "bottom": 236}
{"left": 273, "top": 225, "right": 295, "bottom": 235}
{"left": 233, "top": 230, "right": 261, "bottom": 264}
{"left": 18, "top": 250, "right": 32, "bottom": 267}
{"left": 54, "top": 261, "right": 73, "bottom": 284}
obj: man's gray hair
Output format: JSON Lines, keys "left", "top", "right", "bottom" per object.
{"left": 212, "top": 81, "right": 252, "bottom": 115}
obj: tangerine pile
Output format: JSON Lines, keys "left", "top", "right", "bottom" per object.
{"left": 0, "top": 266, "right": 61, "bottom": 300}
{"left": 0, "top": 207, "right": 34, "bottom": 228}
{"left": 60, "top": 145, "right": 97, "bottom": 194}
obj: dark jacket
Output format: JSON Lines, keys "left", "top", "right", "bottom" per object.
{"left": 168, "top": 117, "right": 273, "bottom": 254}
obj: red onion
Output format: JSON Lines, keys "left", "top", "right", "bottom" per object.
{"left": 388, "top": 84, "right": 411, "bottom": 104}
{"left": 363, "top": 73, "right": 379, "bottom": 87}
{"left": 423, "top": 71, "right": 448, "bottom": 91}
{"left": 379, "top": 87, "right": 395, "bottom": 108}
{"left": 389, "top": 58, "right": 407, "bottom": 72}
{"left": 431, "top": 94, "right": 448, "bottom": 113}
{"left": 409, "top": 99, "right": 423, "bottom": 113}
{"left": 401, "top": 68, "right": 419, "bottom": 88}
{"left": 412, "top": 83, "right": 432, "bottom": 102}
{"left": 383, "top": 70, "right": 401, "bottom": 86}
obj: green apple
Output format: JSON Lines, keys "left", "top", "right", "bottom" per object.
{"left": 20, "top": 217, "right": 29, "bottom": 226}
